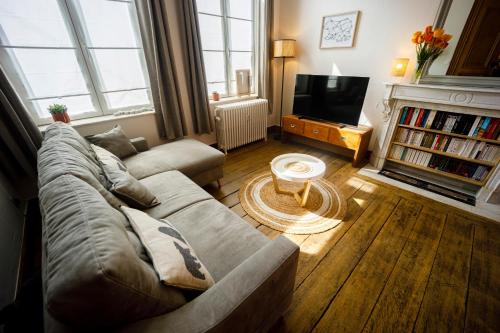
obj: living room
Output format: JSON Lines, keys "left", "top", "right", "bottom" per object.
{"left": 0, "top": 0, "right": 499, "bottom": 332}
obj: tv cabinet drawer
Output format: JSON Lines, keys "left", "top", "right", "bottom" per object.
{"left": 303, "top": 122, "right": 330, "bottom": 142}
{"left": 283, "top": 117, "right": 304, "bottom": 135}
{"left": 328, "top": 128, "right": 360, "bottom": 149}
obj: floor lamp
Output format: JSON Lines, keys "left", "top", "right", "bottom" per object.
{"left": 273, "top": 39, "right": 296, "bottom": 139}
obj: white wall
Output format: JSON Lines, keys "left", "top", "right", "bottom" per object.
{"left": 273, "top": 0, "right": 441, "bottom": 152}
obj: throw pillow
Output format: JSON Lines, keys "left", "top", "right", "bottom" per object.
{"left": 86, "top": 125, "right": 137, "bottom": 158}
{"left": 121, "top": 206, "right": 215, "bottom": 291}
{"left": 92, "top": 144, "right": 160, "bottom": 209}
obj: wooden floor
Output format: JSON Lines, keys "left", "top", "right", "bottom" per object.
{"left": 205, "top": 138, "right": 500, "bottom": 333}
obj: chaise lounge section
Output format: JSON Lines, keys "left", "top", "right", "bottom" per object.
{"left": 38, "top": 123, "right": 299, "bottom": 332}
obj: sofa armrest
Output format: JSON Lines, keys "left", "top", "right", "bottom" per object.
{"left": 118, "top": 235, "right": 299, "bottom": 333}
{"left": 130, "top": 137, "right": 149, "bottom": 152}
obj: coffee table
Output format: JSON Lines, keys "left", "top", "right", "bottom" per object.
{"left": 270, "top": 153, "right": 326, "bottom": 207}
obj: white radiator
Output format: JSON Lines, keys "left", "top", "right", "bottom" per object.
{"left": 215, "top": 99, "right": 268, "bottom": 154}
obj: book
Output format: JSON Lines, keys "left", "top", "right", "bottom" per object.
{"left": 425, "top": 110, "right": 437, "bottom": 128}
{"left": 477, "top": 117, "right": 491, "bottom": 138}
{"left": 467, "top": 116, "right": 481, "bottom": 136}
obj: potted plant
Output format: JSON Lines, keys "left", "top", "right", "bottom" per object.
{"left": 47, "top": 104, "right": 71, "bottom": 123}
{"left": 411, "top": 26, "right": 452, "bottom": 83}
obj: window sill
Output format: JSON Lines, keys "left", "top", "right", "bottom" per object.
{"left": 209, "top": 94, "right": 258, "bottom": 107}
{"left": 38, "top": 110, "right": 156, "bottom": 132}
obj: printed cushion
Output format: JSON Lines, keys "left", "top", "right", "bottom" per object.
{"left": 86, "top": 125, "right": 137, "bottom": 158}
{"left": 121, "top": 206, "right": 215, "bottom": 291}
{"left": 92, "top": 144, "right": 160, "bottom": 209}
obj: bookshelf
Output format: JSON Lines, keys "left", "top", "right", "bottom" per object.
{"left": 387, "top": 106, "right": 500, "bottom": 188}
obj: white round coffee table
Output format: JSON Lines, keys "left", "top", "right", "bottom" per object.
{"left": 270, "top": 153, "right": 326, "bottom": 207}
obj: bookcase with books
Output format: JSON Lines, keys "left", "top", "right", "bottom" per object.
{"left": 387, "top": 106, "right": 500, "bottom": 187}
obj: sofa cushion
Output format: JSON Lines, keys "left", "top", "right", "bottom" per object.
{"left": 38, "top": 139, "right": 124, "bottom": 209}
{"left": 123, "top": 139, "right": 225, "bottom": 180}
{"left": 166, "top": 199, "right": 269, "bottom": 281}
{"left": 86, "top": 125, "right": 138, "bottom": 158}
{"left": 39, "top": 175, "right": 187, "bottom": 329}
{"left": 140, "top": 170, "right": 213, "bottom": 219}
{"left": 122, "top": 207, "right": 215, "bottom": 291}
{"left": 92, "top": 145, "right": 160, "bottom": 209}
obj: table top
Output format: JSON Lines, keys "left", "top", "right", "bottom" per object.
{"left": 271, "top": 153, "right": 326, "bottom": 182}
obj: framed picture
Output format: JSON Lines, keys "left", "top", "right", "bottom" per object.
{"left": 320, "top": 11, "right": 360, "bottom": 48}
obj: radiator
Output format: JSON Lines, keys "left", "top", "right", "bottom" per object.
{"left": 215, "top": 99, "right": 268, "bottom": 154}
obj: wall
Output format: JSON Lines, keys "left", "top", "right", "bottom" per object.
{"left": 273, "top": 0, "right": 441, "bottom": 153}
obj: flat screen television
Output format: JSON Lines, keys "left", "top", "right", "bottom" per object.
{"left": 292, "top": 74, "right": 369, "bottom": 126}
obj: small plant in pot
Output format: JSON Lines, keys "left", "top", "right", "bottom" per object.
{"left": 48, "top": 104, "right": 71, "bottom": 123}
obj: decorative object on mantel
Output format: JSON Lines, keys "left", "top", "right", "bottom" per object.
{"left": 211, "top": 91, "right": 220, "bottom": 101}
{"left": 320, "top": 11, "right": 359, "bottom": 48}
{"left": 391, "top": 58, "right": 409, "bottom": 78}
{"left": 273, "top": 39, "right": 296, "bottom": 139}
{"left": 411, "top": 26, "right": 452, "bottom": 83}
{"left": 48, "top": 104, "right": 70, "bottom": 123}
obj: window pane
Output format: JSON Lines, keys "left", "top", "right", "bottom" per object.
{"left": 0, "top": 0, "right": 72, "bottom": 47}
{"left": 13, "top": 48, "right": 89, "bottom": 97}
{"left": 104, "top": 89, "right": 150, "bottom": 109}
{"left": 207, "top": 82, "right": 226, "bottom": 96}
{"left": 229, "top": 19, "right": 252, "bottom": 51}
{"left": 92, "top": 49, "right": 147, "bottom": 91}
{"left": 196, "top": 0, "right": 221, "bottom": 15}
{"left": 228, "top": 0, "right": 252, "bottom": 20}
{"left": 198, "top": 14, "right": 224, "bottom": 50}
{"left": 203, "top": 51, "right": 226, "bottom": 82}
{"left": 75, "top": 0, "right": 138, "bottom": 48}
{"left": 230, "top": 51, "right": 252, "bottom": 79}
{"left": 34, "top": 95, "right": 95, "bottom": 118}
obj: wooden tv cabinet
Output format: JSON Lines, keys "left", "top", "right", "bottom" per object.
{"left": 282, "top": 115, "right": 373, "bottom": 166}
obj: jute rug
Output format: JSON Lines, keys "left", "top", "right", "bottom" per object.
{"left": 239, "top": 172, "right": 347, "bottom": 234}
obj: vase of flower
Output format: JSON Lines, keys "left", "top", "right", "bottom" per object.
{"left": 411, "top": 26, "right": 452, "bottom": 84}
{"left": 48, "top": 104, "right": 71, "bottom": 123}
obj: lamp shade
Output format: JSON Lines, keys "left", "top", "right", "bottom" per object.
{"left": 391, "top": 58, "right": 409, "bottom": 77}
{"left": 274, "top": 39, "right": 295, "bottom": 58}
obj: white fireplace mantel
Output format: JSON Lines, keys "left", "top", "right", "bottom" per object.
{"left": 367, "top": 83, "right": 500, "bottom": 220}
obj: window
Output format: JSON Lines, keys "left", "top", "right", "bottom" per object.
{"left": 0, "top": 0, "right": 151, "bottom": 125}
{"left": 196, "top": 0, "right": 256, "bottom": 98}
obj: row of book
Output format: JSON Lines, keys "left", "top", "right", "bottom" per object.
{"left": 395, "top": 128, "right": 499, "bottom": 162}
{"left": 399, "top": 107, "right": 500, "bottom": 139}
{"left": 389, "top": 146, "right": 489, "bottom": 181}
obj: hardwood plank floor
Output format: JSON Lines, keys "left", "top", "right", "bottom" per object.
{"left": 204, "top": 138, "right": 500, "bottom": 333}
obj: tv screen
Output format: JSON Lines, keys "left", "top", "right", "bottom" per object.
{"left": 292, "top": 75, "right": 369, "bottom": 126}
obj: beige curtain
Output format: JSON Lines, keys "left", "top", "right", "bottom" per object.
{"left": 178, "top": 0, "right": 213, "bottom": 134}
{"left": 135, "top": 0, "right": 187, "bottom": 140}
{"left": 257, "top": 0, "right": 274, "bottom": 113}
{"left": 0, "top": 65, "right": 42, "bottom": 200}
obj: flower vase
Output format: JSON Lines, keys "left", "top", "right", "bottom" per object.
{"left": 414, "top": 58, "right": 433, "bottom": 84}
{"left": 62, "top": 111, "right": 71, "bottom": 123}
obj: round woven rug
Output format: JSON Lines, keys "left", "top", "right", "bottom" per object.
{"left": 239, "top": 172, "right": 347, "bottom": 234}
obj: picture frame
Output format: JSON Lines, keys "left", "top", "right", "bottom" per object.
{"left": 320, "top": 11, "right": 360, "bottom": 49}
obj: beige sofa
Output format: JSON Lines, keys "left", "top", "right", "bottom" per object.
{"left": 38, "top": 123, "right": 299, "bottom": 332}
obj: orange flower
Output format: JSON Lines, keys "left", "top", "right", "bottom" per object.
{"left": 412, "top": 31, "right": 423, "bottom": 44}
{"left": 412, "top": 31, "right": 422, "bottom": 38}
{"left": 442, "top": 34, "right": 452, "bottom": 42}
{"left": 423, "top": 32, "right": 433, "bottom": 43}
{"left": 433, "top": 28, "right": 444, "bottom": 38}
{"left": 425, "top": 25, "right": 433, "bottom": 34}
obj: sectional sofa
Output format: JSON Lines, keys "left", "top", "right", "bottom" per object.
{"left": 37, "top": 122, "right": 299, "bottom": 332}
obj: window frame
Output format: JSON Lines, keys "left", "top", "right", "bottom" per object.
{"left": 197, "top": 0, "right": 257, "bottom": 98}
{"left": 0, "top": 0, "right": 152, "bottom": 125}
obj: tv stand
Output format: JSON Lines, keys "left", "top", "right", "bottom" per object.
{"left": 282, "top": 115, "right": 372, "bottom": 166}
